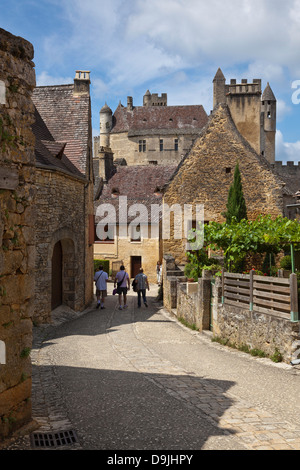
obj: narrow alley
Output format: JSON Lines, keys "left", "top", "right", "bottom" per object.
{"left": 3, "top": 284, "right": 300, "bottom": 452}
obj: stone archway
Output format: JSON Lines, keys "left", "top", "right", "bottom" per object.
{"left": 49, "top": 230, "right": 77, "bottom": 313}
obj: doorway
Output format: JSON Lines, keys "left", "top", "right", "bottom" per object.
{"left": 51, "top": 241, "right": 63, "bottom": 310}
{"left": 131, "top": 256, "right": 141, "bottom": 278}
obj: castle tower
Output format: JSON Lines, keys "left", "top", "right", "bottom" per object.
{"left": 213, "top": 69, "right": 276, "bottom": 160}
{"left": 143, "top": 90, "right": 151, "bottom": 107}
{"left": 261, "top": 83, "right": 276, "bottom": 164}
{"left": 143, "top": 90, "right": 167, "bottom": 107}
{"left": 213, "top": 68, "right": 226, "bottom": 108}
{"left": 99, "top": 102, "right": 113, "bottom": 148}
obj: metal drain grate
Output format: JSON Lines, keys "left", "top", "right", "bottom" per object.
{"left": 30, "top": 429, "right": 79, "bottom": 448}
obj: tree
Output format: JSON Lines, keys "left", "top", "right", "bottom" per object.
{"left": 223, "top": 162, "right": 247, "bottom": 223}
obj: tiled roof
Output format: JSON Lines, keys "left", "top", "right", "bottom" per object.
{"left": 32, "top": 84, "right": 91, "bottom": 175}
{"left": 32, "top": 107, "right": 85, "bottom": 179}
{"left": 95, "top": 165, "right": 177, "bottom": 223}
{"left": 111, "top": 104, "right": 208, "bottom": 135}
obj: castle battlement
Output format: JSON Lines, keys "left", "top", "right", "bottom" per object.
{"left": 272, "top": 161, "right": 300, "bottom": 194}
{"left": 143, "top": 90, "right": 167, "bottom": 107}
{"left": 273, "top": 160, "right": 300, "bottom": 168}
{"left": 226, "top": 78, "right": 261, "bottom": 96}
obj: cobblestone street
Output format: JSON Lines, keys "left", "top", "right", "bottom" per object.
{"left": 3, "top": 283, "right": 300, "bottom": 452}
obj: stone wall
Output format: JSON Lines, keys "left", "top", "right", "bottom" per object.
{"left": 272, "top": 161, "right": 300, "bottom": 194}
{"left": 34, "top": 167, "right": 88, "bottom": 324}
{"left": 162, "top": 254, "right": 186, "bottom": 313}
{"left": 211, "top": 278, "right": 300, "bottom": 363}
{"left": 165, "top": 268, "right": 300, "bottom": 363}
{"left": 0, "top": 28, "right": 36, "bottom": 439}
{"left": 110, "top": 132, "right": 195, "bottom": 166}
{"left": 164, "top": 257, "right": 214, "bottom": 332}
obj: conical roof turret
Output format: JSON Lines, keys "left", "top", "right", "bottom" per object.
{"left": 213, "top": 68, "right": 225, "bottom": 81}
{"left": 100, "top": 102, "right": 112, "bottom": 113}
{"left": 262, "top": 83, "right": 276, "bottom": 101}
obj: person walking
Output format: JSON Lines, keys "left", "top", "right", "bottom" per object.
{"left": 156, "top": 261, "right": 162, "bottom": 285}
{"left": 114, "top": 265, "right": 130, "bottom": 310}
{"left": 94, "top": 265, "right": 109, "bottom": 309}
{"left": 135, "top": 268, "right": 150, "bottom": 308}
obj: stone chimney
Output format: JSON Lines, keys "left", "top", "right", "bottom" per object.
{"left": 74, "top": 70, "right": 90, "bottom": 96}
{"left": 127, "top": 96, "right": 133, "bottom": 111}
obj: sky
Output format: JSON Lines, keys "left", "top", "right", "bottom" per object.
{"left": 1, "top": 0, "right": 300, "bottom": 163}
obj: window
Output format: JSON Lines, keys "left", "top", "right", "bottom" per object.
{"left": 160, "top": 139, "right": 164, "bottom": 151}
{"left": 225, "top": 167, "right": 231, "bottom": 174}
{"left": 131, "top": 224, "right": 141, "bottom": 242}
{"left": 174, "top": 138, "right": 178, "bottom": 151}
{"left": 139, "top": 140, "right": 146, "bottom": 152}
{"left": 95, "top": 224, "right": 114, "bottom": 243}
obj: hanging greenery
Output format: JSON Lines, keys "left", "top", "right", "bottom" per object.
{"left": 203, "top": 215, "right": 300, "bottom": 272}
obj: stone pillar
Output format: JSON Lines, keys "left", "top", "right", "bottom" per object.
{"left": 0, "top": 28, "right": 36, "bottom": 440}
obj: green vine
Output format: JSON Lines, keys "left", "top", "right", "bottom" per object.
{"left": 20, "top": 347, "right": 31, "bottom": 358}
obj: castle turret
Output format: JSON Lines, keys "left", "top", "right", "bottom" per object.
{"left": 99, "top": 102, "right": 112, "bottom": 148}
{"left": 261, "top": 83, "right": 276, "bottom": 163}
{"left": 213, "top": 68, "right": 277, "bottom": 163}
{"left": 213, "top": 68, "right": 226, "bottom": 108}
{"left": 143, "top": 90, "right": 151, "bottom": 107}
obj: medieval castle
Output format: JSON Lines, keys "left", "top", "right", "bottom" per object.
{"left": 93, "top": 68, "right": 299, "bottom": 196}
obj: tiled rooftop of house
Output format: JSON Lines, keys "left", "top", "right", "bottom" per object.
{"left": 32, "top": 82, "right": 91, "bottom": 176}
{"left": 32, "top": 107, "right": 85, "bottom": 178}
{"left": 95, "top": 164, "right": 177, "bottom": 223}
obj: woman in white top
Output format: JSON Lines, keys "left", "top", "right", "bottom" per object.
{"left": 94, "top": 265, "right": 109, "bottom": 309}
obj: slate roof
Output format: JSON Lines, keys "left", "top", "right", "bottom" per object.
{"left": 32, "top": 84, "right": 91, "bottom": 176}
{"left": 262, "top": 83, "right": 276, "bottom": 102}
{"left": 32, "top": 107, "right": 85, "bottom": 179}
{"left": 94, "top": 165, "right": 177, "bottom": 223}
{"left": 111, "top": 103, "right": 208, "bottom": 136}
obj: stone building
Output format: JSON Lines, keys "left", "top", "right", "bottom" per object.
{"left": 31, "top": 71, "right": 94, "bottom": 324}
{"left": 0, "top": 28, "right": 36, "bottom": 439}
{"left": 94, "top": 164, "right": 176, "bottom": 282}
{"left": 213, "top": 68, "right": 277, "bottom": 164}
{"left": 162, "top": 102, "right": 294, "bottom": 265}
{"left": 93, "top": 90, "right": 208, "bottom": 167}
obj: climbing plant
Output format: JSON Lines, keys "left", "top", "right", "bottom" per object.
{"left": 203, "top": 215, "right": 300, "bottom": 272}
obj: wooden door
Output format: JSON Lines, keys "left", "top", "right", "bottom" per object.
{"left": 51, "top": 241, "right": 63, "bottom": 310}
{"left": 131, "top": 256, "right": 141, "bottom": 278}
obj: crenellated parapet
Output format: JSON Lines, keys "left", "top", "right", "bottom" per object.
{"left": 272, "top": 161, "right": 300, "bottom": 194}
